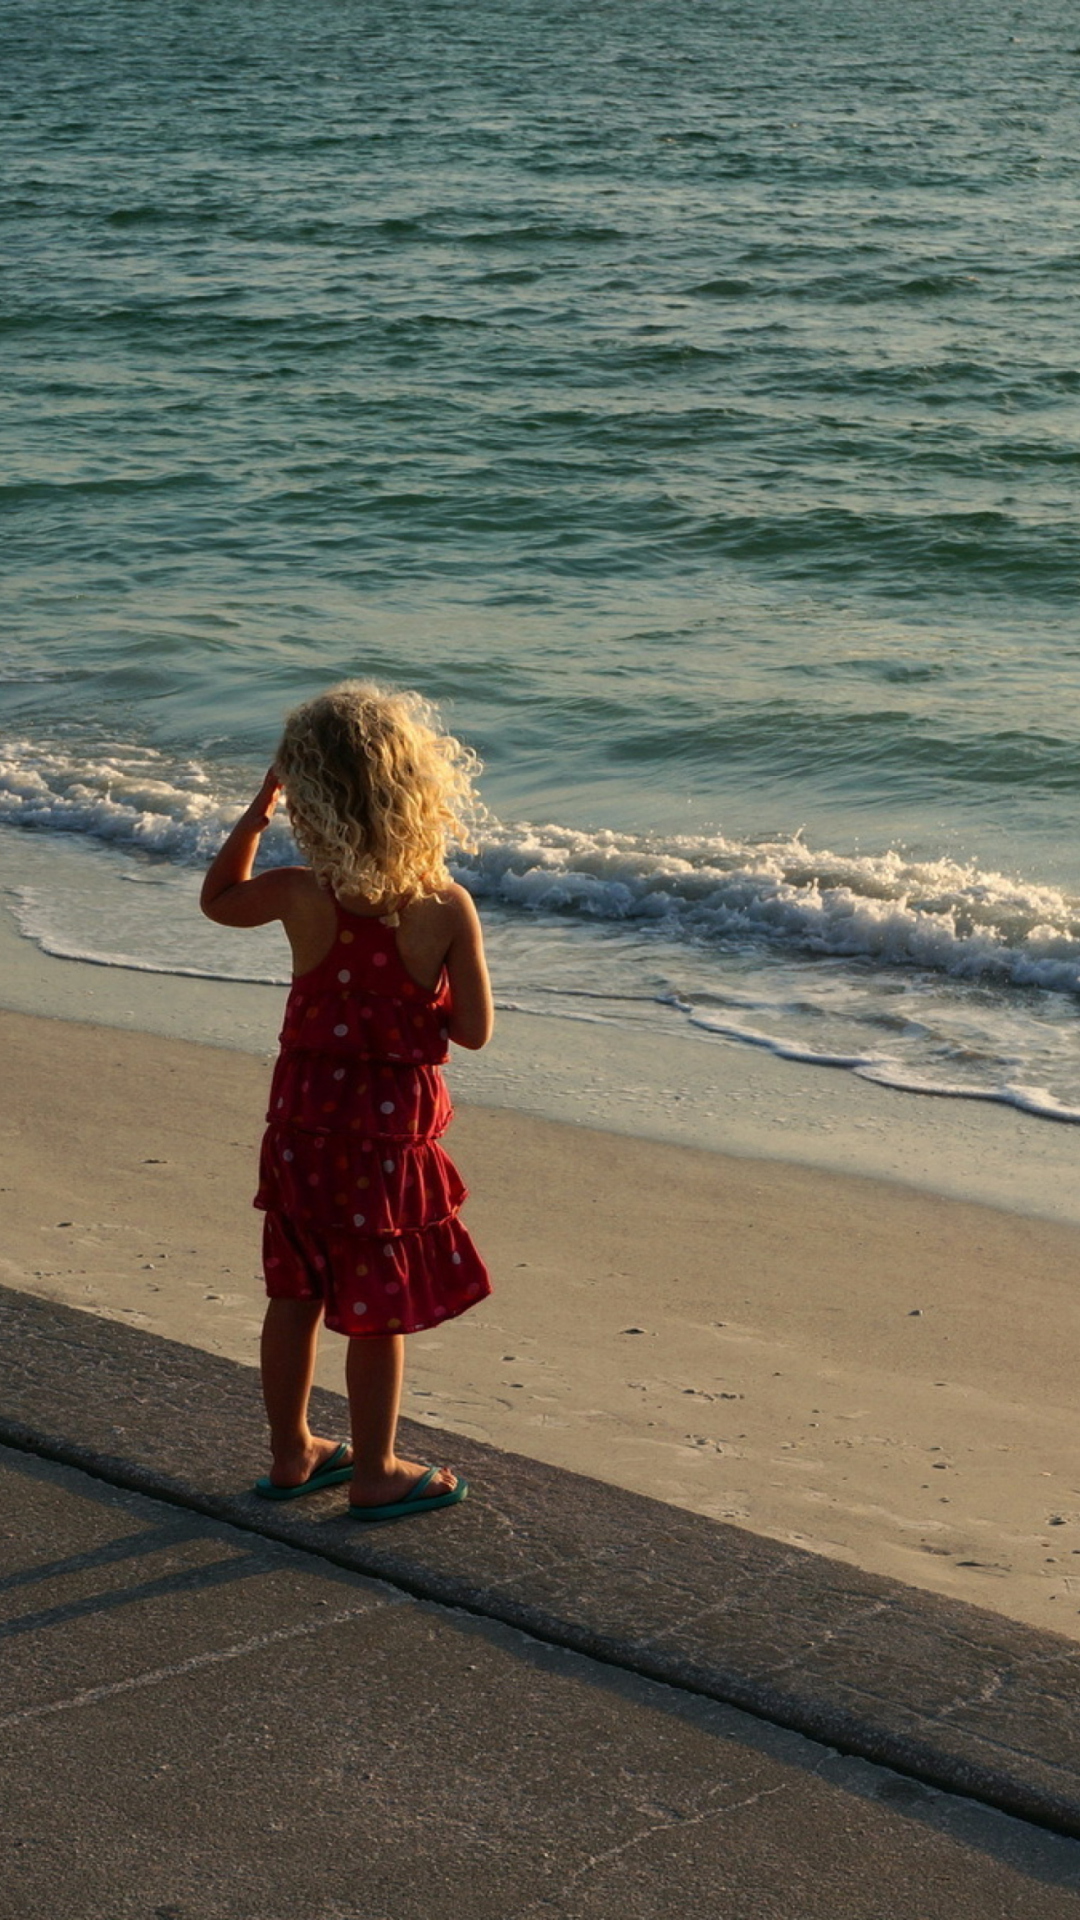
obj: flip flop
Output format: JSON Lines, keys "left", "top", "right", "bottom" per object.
{"left": 348, "top": 1465, "right": 468, "bottom": 1523}
{"left": 254, "top": 1441, "right": 354, "bottom": 1501}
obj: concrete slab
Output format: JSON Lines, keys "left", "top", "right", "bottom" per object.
{"left": 5, "top": 1449, "right": 1080, "bottom": 1920}
{"left": 4, "top": 1282, "right": 1080, "bottom": 1842}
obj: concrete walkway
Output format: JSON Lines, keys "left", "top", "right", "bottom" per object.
{"left": 4, "top": 1284, "right": 1080, "bottom": 1917}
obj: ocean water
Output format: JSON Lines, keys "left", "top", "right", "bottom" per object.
{"left": 4, "top": 0, "right": 1080, "bottom": 1122}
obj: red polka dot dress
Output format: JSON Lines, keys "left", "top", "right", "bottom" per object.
{"left": 255, "top": 896, "right": 491, "bottom": 1336}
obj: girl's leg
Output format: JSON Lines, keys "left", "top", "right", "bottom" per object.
{"left": 346, "top": 1333, "right": 457, "bottom": 1506}
{"left": 260, "top": 1297, "right": 351, "bottom": 1487}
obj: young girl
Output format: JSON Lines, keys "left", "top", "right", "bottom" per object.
{"left": 200, "top": 682, "right": 493, "bottom": 1521}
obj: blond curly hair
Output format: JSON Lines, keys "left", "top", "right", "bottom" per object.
{"left": 276, "top": 681, "right": 482, "bottom": 900}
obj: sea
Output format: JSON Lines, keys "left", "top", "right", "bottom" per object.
{"left": 4, "top": 0, "right": 1080, "bottom": 1128}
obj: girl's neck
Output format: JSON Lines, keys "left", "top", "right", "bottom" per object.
{"left": 333, "top": 885, "right": 400, "bottom": 920}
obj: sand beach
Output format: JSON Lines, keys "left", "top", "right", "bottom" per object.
{"left": 5, "top": 985, "right": 1080, "bottom": 1643}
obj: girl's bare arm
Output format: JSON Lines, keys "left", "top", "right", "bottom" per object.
{"left": 200, "top": 770, "right": 304, "bottom": 926}
{"left": 443, "top": 887, "right": 494, "bottom": 1051}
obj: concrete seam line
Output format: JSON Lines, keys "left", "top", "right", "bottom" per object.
{"left": 2, "top": 1417, "right": 1079, "bottom": 1842}
{"left": 0, "top": 1606, "right": 375, "bottom": 1731}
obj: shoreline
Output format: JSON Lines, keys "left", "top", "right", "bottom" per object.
{"left": 4, "top": 1000, "right": 1080, "bottom": 1640}
{"left": 2, "top": 844, "right": 1080, "bottom": 1227}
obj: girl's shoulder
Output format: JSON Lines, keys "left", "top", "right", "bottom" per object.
{"left": 398, "top": 880, "right": 474, "bottom": 929}
{"left": 395, "top": 883, "right": 480, "bottom": 990}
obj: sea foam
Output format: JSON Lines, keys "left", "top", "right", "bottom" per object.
{"left": 4, "top": 738, "right": 1080, "bottom": 1000}
{"left": 463, "top": 821, "right": 1080, "bottom": 998}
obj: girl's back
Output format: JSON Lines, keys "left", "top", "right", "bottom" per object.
{"left": 274, "top": 871, "right": 490, "bottom": 1050}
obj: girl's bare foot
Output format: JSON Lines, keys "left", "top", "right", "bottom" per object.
{"left": 349, "top": 1458, "right": 458, "bottom": 1510}
{"left": 267, "top": 1435, "right": 353, "bottom": 1491}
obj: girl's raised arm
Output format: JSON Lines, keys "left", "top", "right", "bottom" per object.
{"left": 200, "top": 770, "right": 303, "bottom": 927}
